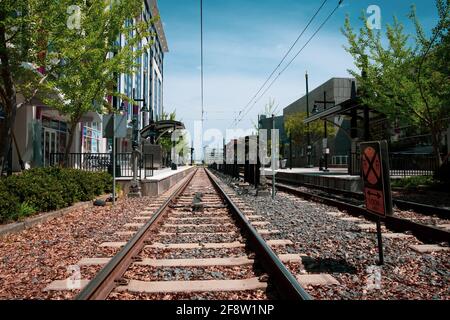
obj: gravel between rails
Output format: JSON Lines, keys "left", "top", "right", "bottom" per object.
{"left": 123, "top": 265, "right": 261, "bottom": 282}
{"left": 108, "top": 289, "right": 275, "bottom": 300}
{"left": 214, "top": 173, "right": 450, "bottom": 300}
{"left": 392, "top": 190, "right": 450, "bottom": 208}
{"left": 292, "top": 184, "right": 450, "bottom": 228}
{"left": 142, "top": 247, "right": 251, "bottom": 260}
{"left": 0, "top": 177, "right": 188, "bottom": 300}
{"left": 393, "top": 210, "right": 450, "bottom": 227}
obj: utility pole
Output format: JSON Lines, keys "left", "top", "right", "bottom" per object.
{"left": 171, "top": 124, "right": 177, "bottom": 170}
{"left": 271, "top": 114, "right": 276, "bottom": 199}
{"left": 190, "top": 141, "right": 194, "bottom": 166}
{"left": 306, "top": 72, "right": 312, "bottom": 168}
{"left": 315, "top": 91, "right": 335, "bottom": 173}
{"left": 289, "top": 132, "right": 293, "bottom": 170}
{"left": 200, "top": 0, "right": 205, "bottom": 163}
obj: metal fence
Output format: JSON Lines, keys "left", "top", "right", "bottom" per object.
{"left": 389, "top": 154, "right": 439, "bottom": 177}
{"left": 50, "top": 153, "right": 154, "bottom": 178}
{"left": 349, "top": 152, "right": 439, "bottom": 177}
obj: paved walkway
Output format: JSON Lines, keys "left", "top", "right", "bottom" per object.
{"left": 117, "top": 166, "right": 193, "bottom": 182}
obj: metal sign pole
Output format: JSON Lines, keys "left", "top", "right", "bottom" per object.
{"left": 112, "top": 112, "right": 116, "bottom": 206}
{"left": 376, "top": 219, "right": 384, "bottom": 265}
{"left": 361, "top": 140, "right": 393, "bottom": 266}
{"left": 272, "top": 114, "right": 276, "bottom": 199}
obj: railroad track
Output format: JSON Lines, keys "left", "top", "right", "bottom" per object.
{"left": 74, "top": 168, "right": 310, "bottom": 300}
{"left": 267, "top": 179, "right": 450, "bottom": 244}
{"left": 273, "top": 176, "right": 450, "bottom": 220}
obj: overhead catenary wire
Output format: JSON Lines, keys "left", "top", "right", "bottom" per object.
{"left": 200, "top": 0, "right": 205, "bottom": 160}
{"left": 231, "top": 0, "right": 330, "bottom": 128}
{"left": 235, "top": 0, "right": 343, "bottom": 125}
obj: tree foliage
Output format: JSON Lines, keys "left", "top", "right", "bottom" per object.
{"left": 0, "top": 0, "right": 51, "bottom": 172}
{"left": 0, "top": 0, "right": 158, "bottom": 170}
{"left": 285, "top": 112, "right": 336, "bottom": 146}
{"left": 39, "top": 0, "right": 156, "bottom": 159}
{"left": 341, "top": 0, "right": 450, "bottom": 164}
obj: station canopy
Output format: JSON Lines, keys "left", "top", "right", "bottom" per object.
{"left": 303, "top": 97, "right": 383, "bottom": 125}
{"left": 140, "top": 120, "right": 185, "bottom": 141}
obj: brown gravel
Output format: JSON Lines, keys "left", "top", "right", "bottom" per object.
{"left": 123, "top": 265, "right": 262, "bottom": 282}
{"left": 142, "top": 247, "right": 251, "bottom": 260}
{"left": 211, "top": 170, "right": 450, "bottom": 300}
{"left": 0, "top": 174, "right": 188, "bottom": 300}
{"left": 393, "top": 189, "right": 450, "bottom": 208}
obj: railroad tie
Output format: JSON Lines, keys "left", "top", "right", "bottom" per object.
{"left": 116, "top": 278, "right": 268, "bottom": 294}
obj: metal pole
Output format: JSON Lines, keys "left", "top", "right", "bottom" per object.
{"left": 306, "top": 72, "right": 312, "bottom": 168}
{"left": 272, "top": 114, "right": 276, "bottom": 199}
{"left": 112, "top": 112, "right": 116, "bottom": 205}
{"left": 323, "top": 91, "right": 329, "bottom": 172}
{"left": 7, "top": 143, "right": 12, "bottom": 176}
{"left": 376, "top": 219, "right": 384, "bottom": 265}
{"left": 289, "top": 133, "right": 293, "bottom": 170}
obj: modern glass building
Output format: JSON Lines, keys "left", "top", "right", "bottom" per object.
{"left": 116, "top": 0, "right": 169, "bottom": 153}
{"left": 9, "top": 0, "right": 168, "bottom": 171}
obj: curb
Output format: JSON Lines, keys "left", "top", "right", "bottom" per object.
{"left": 0, "top": 194, "right": 111, "bottom": 237}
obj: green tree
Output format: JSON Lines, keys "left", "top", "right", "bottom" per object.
{"left": 342, "top": 0, "right": 450, "bottom": 165}
{"left": 0, "top": 0, "right": 50, "bottom": 172}
{"left": 39, "top": 0, "right": 155, "bottom": 163}
{"left": 159, "top": 111, "right": 177, "bottom": 153}
{"left": 252, "top": 98, "right": 278, "bottom": 132}
{"left": 285, "top": 112, "right": 336, "bottom": 146}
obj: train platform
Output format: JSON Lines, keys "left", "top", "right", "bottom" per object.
{"left": 263, "top": 167, "right": 363, "bottom": 193}
{"left": 117, "top": 166, "right": 195, "bottom": 197}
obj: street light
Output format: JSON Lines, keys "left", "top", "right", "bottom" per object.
{"left": 171, "top": 124, "right": 178, "bottom": 170}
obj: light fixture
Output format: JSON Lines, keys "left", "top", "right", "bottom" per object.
{"left": 312, "top": 105, "right": 319, "bottom": 115}
{"left": 141, "top": 102, "right": 149, "bottom": 112}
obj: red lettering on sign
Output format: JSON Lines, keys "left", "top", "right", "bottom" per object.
{"left": 364, "top": 187, "right": 385, "bottom": 216}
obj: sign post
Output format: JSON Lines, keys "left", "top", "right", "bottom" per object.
{"left": 103, "top": 114, "right": 128, "bottom": 205}
{"left": 360, "top": 140, "right": 393, "bottom": 266}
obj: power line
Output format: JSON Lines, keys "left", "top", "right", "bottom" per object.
{"left": 231, "top": 0, "right": 329, "bottom": 128}
{"left": 201, "top": 0, "right": 204, "bottom": 124}
{"left": 200, "top": 0, "right": 205, "bottom": 159}
{"left": 235, "top": 0, "right": 343, "bottom": 126}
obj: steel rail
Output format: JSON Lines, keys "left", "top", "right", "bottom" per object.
{"left": 76, "top": 168, "right": 198, "bottom": 300}
{"left": 272, "top": 181, "right": 450, "bottom": 244}
{"left": 205, "top": 168, "right": 312, "bottom": 300}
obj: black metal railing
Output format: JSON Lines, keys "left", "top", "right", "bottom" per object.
{"left": 50, "top": 153, "right": 154, "bottom": 178}
{"left": 389, "top": 154, "right": 438, "bottom": 177}
{"left": 349, "top": 152, "right": 439, "bottom": 177}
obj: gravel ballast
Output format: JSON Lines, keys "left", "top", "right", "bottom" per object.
{"left": 0, "top": 179, "right": 186, "bottom": 300}
{"left": 214, "top": 172, "right": 449, "bottom": 300}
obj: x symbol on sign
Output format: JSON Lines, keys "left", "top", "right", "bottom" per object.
{"left": 363, "top": 151, "right": 380, "bottom": 184}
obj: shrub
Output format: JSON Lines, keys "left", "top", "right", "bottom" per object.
{"left": 0, "top": 182, "right": 20, "bottom": 223}
{"left": 17, "top": 201, "right": 37, "bottom": 220}
{"left": 0, "top": 168, "right": 113, "bottom": 224}
{"left": 391, "top": 176, "right": 436, "bottom": 189}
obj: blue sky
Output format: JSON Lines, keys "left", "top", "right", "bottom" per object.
{"left": 158, "top": 0, "right": 438, "bottom": 150}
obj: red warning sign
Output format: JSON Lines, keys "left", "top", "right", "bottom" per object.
{"left": 364, "top": 187, "right": 385, "bottom": 216}
{"left": 362, "top": 147, "right": 381, "bottom": 185}
{"left": 360, "top": 142, "right": 393, "bottom": 217}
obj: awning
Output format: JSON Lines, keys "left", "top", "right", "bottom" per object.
{"left": 80, "top": 111, "right": 102, "bottom": 123}
{"left": 141, "top": 120, "right": 185, "bottom": 140}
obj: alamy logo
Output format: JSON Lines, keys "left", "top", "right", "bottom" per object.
{"left": 366, "top": 265, "right": 382, "bottom": 290}
{"left": 367, "top": 5, "right": 382, "bottom": 30}
{"left": 67, "top": 5, "right": 81, "bottom": 30}
{"left": 66, "top": 265, "right": 82, "bottom": 289}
